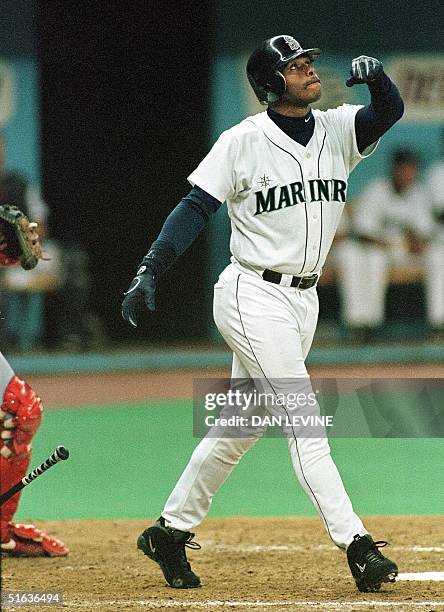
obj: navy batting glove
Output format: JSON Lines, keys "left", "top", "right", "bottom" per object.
{"left": 346, "top": 55, "right": 383, "bottom": 87}
{"left": 122, "top": 263, "right": 156, "bottom": 327}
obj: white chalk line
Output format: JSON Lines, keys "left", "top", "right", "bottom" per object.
{"left": 398, "top": 571, "right": 444, "bottom": 581}
{"left": 58, "top": 544, "right": 444, "bottom": 575}
{"left": 63, "top": 599, "right": 444, "bottom": 609}
{"left": 57, "top": 544, "right": 444, "bottom": 571}
{"left": 198, "top": 542, "right": 444, "bottom": 553}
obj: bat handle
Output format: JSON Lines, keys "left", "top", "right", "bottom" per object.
{"left": 22, "top": 446, "right": 70, "bottom": 485}
{"left": 0, "top": 446, "right": 70, "bottom": 507}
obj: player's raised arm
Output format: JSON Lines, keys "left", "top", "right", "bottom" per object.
{"left": 121, "top": 186, "right": 221, "bottom": 327}
{"left": 346, "top": 55, "right": 404, "bottom": 153}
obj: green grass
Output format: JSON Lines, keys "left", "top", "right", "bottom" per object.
{"left": 15, "top": 400, "right": 444, "bottom": 521}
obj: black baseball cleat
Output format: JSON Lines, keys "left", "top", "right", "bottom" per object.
{"left": 137, "top": 516, "right": 201, "bottom": 588}
{"left": 347, "top": 534, "right": 398, "bottom": 593}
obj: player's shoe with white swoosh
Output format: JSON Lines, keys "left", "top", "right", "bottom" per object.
{"left": 347, "top": 534, "right": 398, "bottom": 592}
{"left": 137, "top": 517, "right": 201, "bottom": 588}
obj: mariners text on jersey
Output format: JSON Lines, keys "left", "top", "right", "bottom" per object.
{"left": 254, "top": 178, "right": 347, "bottom": 215}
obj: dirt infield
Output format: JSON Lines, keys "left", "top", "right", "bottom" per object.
{"left": 27, "top": 362, "right": 444, "bottom": 408}
{"left": 2, "top": 516, "right": 443, "bottom": 611}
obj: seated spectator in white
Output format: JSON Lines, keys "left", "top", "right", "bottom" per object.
{"left": 424, "top": 129, "right": 444, "bottom": 337}
{"left": 335, "top": 148, "right": 433, "bottom": 339}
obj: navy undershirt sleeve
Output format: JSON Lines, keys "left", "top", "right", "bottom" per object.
{"left": 355, "top": 73, "right": 404, "bottom": 154}
{"left": 145, "top": 186, "right": 222, "bottom": 275}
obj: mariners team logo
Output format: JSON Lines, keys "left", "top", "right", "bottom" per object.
{"left": 254, "top": 178, "right": 347, "bottom": 215}
{"left": 258, "top": 174, "right": 272, "bottom": 188}
{"left": 283, "top": 36, "right": 300, "bottom": 52}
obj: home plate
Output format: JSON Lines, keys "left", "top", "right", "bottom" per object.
{"left": 398, "top": 572, "right": 444, "bottom": 581}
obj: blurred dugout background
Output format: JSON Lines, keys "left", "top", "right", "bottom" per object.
{"left": 0, "top": 0, "right": 443, "bottom": 353}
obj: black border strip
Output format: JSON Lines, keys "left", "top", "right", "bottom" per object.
{"left": 235, "top": 273, "right": 338, "bottom": 546}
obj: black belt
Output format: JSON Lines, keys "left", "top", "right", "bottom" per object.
{"left": 262, "top": 269, "right": 319, "bottom": 290}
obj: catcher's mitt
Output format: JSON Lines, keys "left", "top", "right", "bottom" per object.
{"left": 0, "top": 204, "right": 42, "bottom": 270}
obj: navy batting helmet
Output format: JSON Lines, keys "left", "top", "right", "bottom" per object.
{"left": 247, "top": 35, "right": 321, "bottom": 105}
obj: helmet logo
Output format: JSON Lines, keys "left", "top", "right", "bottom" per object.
{"left": 283, "top": 36, "right": 300, "bottom": 51}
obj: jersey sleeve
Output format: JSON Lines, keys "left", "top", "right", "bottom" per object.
{"left": 324, "top": 104, "right": 379, "bottom": 174}
{"left": 188, "top": 129, "right": 240, "bottom": 203}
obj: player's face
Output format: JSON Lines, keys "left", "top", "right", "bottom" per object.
{"left": 279, "top": 57, "right": 321, "bottom": 107}
{"left": 392, "top": 162, "right": 418, "bottom": 191}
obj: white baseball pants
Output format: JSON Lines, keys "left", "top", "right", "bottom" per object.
{"left": 162, "top": 262, "right": 367, "bottom": 549}
{"left": 335, "top": 240, "right": 388, "bottom": 327}
{"left": 336, "top": 239, "right": 444, "bottom": 329}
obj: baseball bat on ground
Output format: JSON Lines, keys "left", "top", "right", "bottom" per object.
{"left": 0, "top": 445, "right": 70, "bottom": 507}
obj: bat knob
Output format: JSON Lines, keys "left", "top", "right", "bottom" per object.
{"left": 56, "top": 446, "right": 70, "bottom": 460}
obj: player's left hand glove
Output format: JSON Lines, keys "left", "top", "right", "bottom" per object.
{"left": 346, "top": 55, "right": 383, "bottom": 87}
{"left": 121, "top": 262, "right": 157, "bottom": 327}
{"left": 0, "top": 204, "right": 42, "bottom": 269}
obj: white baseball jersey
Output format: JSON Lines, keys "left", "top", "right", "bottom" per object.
{"left": 188, "top": 104, "right": 377, "bottom": 276}
{"left": 352, "top": 176, "right": 433, "bottom": 259}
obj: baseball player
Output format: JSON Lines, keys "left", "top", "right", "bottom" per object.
{"left": 122, "top": 35, "right": 404, "bottom": 593}
{"left": 0, "top": 226, "right": 68, "bottom": 556}
{"left": 336, "top": 148, "right": 433, "bottom": 337}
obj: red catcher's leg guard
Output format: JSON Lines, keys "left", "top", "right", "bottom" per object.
{"left": 0, "top": 376, "right": 68, "bottom": 556}
{"left": 1, "top": 522, "right": 69, "bottom": 557}
{"left": 0, "top": 375, "right": 43, "bottom": 536}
